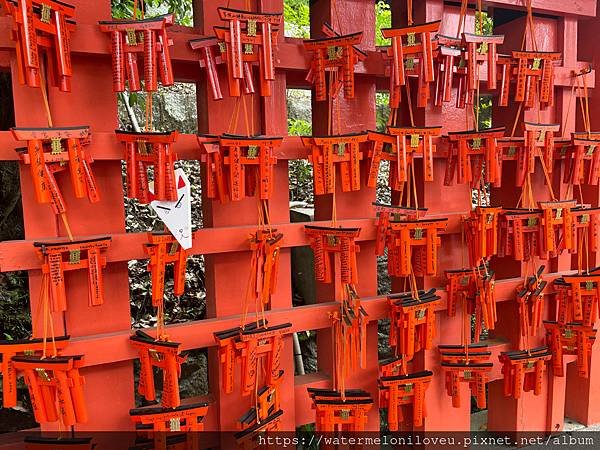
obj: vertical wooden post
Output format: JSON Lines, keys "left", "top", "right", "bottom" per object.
{"left": 259, "top": 0, "right": 297, "bottom": 431}
{"left": 416, "top": 0, "right": 477, "bottom": 432}
{"left": 309, "top": 0, "right": 379, "bottom": 429}
{"left": 194, "top": 0, "right": 295, "bottom": 434}
{"left": 9, "top": 0, "right": 135, "bottom": 431}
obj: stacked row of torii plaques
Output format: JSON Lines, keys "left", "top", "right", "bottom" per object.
{"left": 0, "top": 0, "right": 598, "bottom": 446}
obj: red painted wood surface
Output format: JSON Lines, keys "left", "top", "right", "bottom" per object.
{"left": 0, "top": 0, "right": 598, "bottom": 438}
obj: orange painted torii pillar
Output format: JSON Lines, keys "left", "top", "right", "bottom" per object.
{"left": 193, "top": 0, "right": 295, "bottom": 439}
{"left": 308, "top": 0, "right": 379, "bottom": 430}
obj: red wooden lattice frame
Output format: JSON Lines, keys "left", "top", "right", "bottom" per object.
{"left": 0, "top": 0, "right": 599, "bottom": 441}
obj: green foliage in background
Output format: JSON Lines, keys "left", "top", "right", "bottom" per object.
{"left": 107, "top": 3, "right": 204, "bottom": 328}
{"left": 476, "top": 11, "right": 494, "bottom": 35}
{"left": 0, "top": 72, "right": 30, "bottom": 343}
{"left": 478, "top": 95, "right": 493, "bottom": 129}
{"left": 375, "top": 1, "right": 391, "bottom": 46}
{"left": 476, "top": 12, "right": 493, "bottom": 130}
{"left": 284, "top": 0, "right": 310, "bottom": 38}
{"left": 376, "top": 92, "right": 390, "bottom": 132}
{"left": 111, "top": 0, "right": 193, "bottom": 25}
{"left": 284, "top": 0, "right": 391, "bottom": 43}
{"left": 0, "top": 273, "right": 30, "bottom": 340}
{"left": 288, "top": 118, "right": 312, "bottom": 136}
{"left": 286, "top": 89, "right": 314, "bottom": 203}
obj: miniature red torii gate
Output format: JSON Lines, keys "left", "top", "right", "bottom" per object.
{"left": 0, "top": 0, "right": 599, "bottom": 444}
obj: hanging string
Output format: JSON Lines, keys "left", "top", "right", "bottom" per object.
{"left": 527, "top": 1, "right": 538, "bottom": 52}
{"left": 405, "top": 162, "right": 411, "bottom": 208}
{"left": 465, "top": 102, "right": 471, "bottom": 130}
{"left": 456, "top": 0, "right": 469, "bottom": 38}
{"left": 331, "top": 171, "right": 338, "bottom": 226}
{"left": 328, "top": 70, "right": 342, "bottom": 226}
{"left": 575, "top": 227, "right": 590, "bottom": 277}
{"left": 241, "top": 93, "right": 251, "bottom": 137}
{"left": 387, "top": 106, "right": 396, "bottom": 127}
{"left": 538, "top": 150, "right": 557, "bottom": 201}
{"left": 510, "top": 103, "right": 524, "bottom": 138}
{"left": 408, "top": 266, "right": 419, "bottom": 301}
{"left": 39, "top": 58, "right": 53, "bottom": 128}
{"left": 327, "top": 73, "right": 333, "bottom": 135}
{"left": 578, "top": 227, "right": 584, "bottom": 275}
{"left": 460, "top": 216, "right": 466, "bottom": 268}
{"left": 250, "top": 93, "right": 255, "bottom": 136}
{"left": 475, "top": 66, "right": 481, "bottom": 132}
{"left": 228, "top": 97, "right": 242, "bottom": 133}
{"left": 463, "top": 296, "right": 470, "bottom": 362}
{"left": 533, "top": 65, "right": 542, "bottom": 124}
{"left": 407, "top": 0, "right": 413, "bottom": 26}
{"left": 561, "top": 81, "right": 577, "bottom": 138}
{"left": 478, "top": 0, "right": 484, "bottom": 31}
{"left": 410, "top": 158, "right": 418, "bottom": 210}
{"left": 518, "top": 173, "right": 534, "bottom": 210}
{"left": 242, "top": 245, "right": 259, "bottom": 327}
{"left": 38, "top": 57, "right": 74, "bottom": 241}
{"left": 262, "top": 200, "right": 273, "bottom": 235}
{"left": 145, "top": 93, "right": 153, "bottom": 132}
{"left": 527, "top": 173, "right": 535, "bottom": 209}
{"left": 576, "top": 77, "right": 588, "bottom": 133}
{"left": 226, "top": 94, "right": 255, "bottom": 137}
{"left": 257, "top": 196, "right": 265, "bottom": 229}
{"left": 38, "top": 60, "right": 76, "bottom": 242}
{"left": 40, "top": 274, "right": 57, "bottom": 359}
{"left": 254, "top": 357, "right": 262, "bottom": 423}
{"left": 405, "top": 78, "right": 416, "bottom": 128}
{"left": 582, "top": 70, "right": 591, "bottom": 136}
{"left": 575, "top": 73, "right": 592, "bottom": 135}
{"left": 523, "top": 293, "right": 530, "bottom": 351}
{"left": 331, "top": 312, "right": 339, "bottom": 388}
{"left": 583, "top": 224, "right": 590, "bottom": 274}
{"left": 157, "top": 301, "right": 168, "bottom": 340}
{"left": 336, "top": 74, "right": 342, "bottom": 135}
{"left": 521, "top": 0, "right": 538, "bottom": 52}
{"left": 131, "top": 1, "right": 155, "bottom": 133}
{"left": 256, "top": 276, "right": 266, "bottom": 327}
{"left": 460, "top": 292, "right": 465, "bottom": 348}
{"left": 524, "top": 174, "right": 531, "bottom": 209}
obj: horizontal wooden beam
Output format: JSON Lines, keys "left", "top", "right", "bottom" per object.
{"left": 0, "top": 15, "right": 593, "bottom": 92}
{"left": 0, "top": 19, "right": 386, "bottom": 74}
{"left": 0, "top": 131, "right": 310, "bottom": 161}
{"left": 485, "top": 0, "right": 596, "bottom": 17}
{"left": 0, "top": 213, "right": 462, "bottom": 272}
{"left": 0, "top": 82, "right": 592, "bottom": 164}
{"left": 60, "top": 270, "right": 568, "bottom": 368}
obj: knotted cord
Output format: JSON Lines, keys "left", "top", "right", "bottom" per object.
{"left": 38, "top": 57, "right": 74, "bottom": 241}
